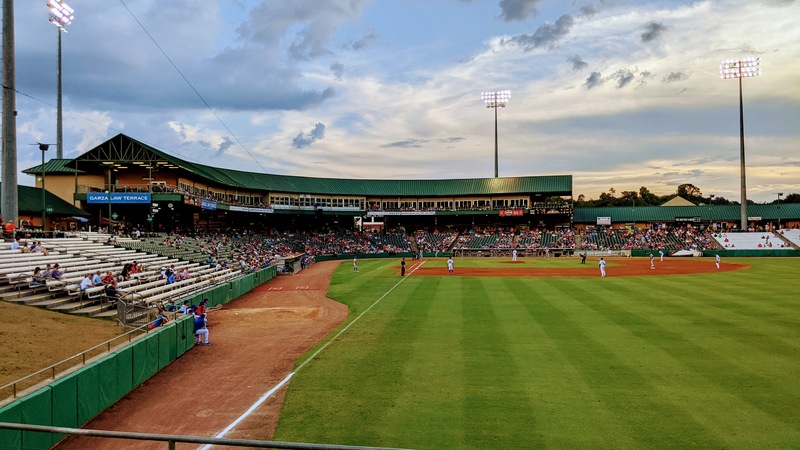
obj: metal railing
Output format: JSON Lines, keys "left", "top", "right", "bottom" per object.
{"left": 0, "top": 422, "right": 411, "bottom": 450}
{"left": 0, "top": 323, "right": 150, "bottom": 402}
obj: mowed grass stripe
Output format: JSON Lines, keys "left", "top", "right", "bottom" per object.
{"left": 552, "top": 278, "right": 800, "bottom": 448}
{"left": 378, "top": 276, "right": 469, "bottom": 449}
{"left": 611, "top": 277, "right": 799, "bottom": 377}
{"left": 458, "top": 277, "right": 542, "bottom": 449}
{"left": 526, "top": 277, "right": 720, "bottom": 449}
{"left": 502, "top": 278, "right": 630, "bottom": 449}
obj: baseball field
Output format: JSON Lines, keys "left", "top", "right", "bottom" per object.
{"left": 271, "top": 257, "right": 800, "bottom": 449}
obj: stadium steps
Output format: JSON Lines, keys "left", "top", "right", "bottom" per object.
{"left": 1, "top": 290, "right": 55, "bottom": 304}
{"left": 72, "top": 302, "right": 115, "bottom": 317}
{"left": 774, "top": 233, "right": 800, "bottom": 250}
{"left": 92, "top": 308, "right": 119, "bottom": 319}
{"left": 44, "top": 299, "right": 91, "bottom": 313}
{"left": 26, "top": 295, "right": 74, "bottom": 309}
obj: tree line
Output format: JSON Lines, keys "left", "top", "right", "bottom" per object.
{"left": 572, "top": 184, "right": 800, "bottom": 208}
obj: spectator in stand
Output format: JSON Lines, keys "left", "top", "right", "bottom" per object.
{"left": 4, "top": 221, "right": 16, "bottom": 238}
{"left": 10, "top": 237, "right": 20, "bottom": 251}
{"left": 151, "top": 305, "right": 169, "bottom": 329}
{"left": 32, "top": 267, "right": 45, "bottom": 287}
{"left": 178, "top": 300, "right": 191, "bottom": 314}
{"left": 50, "top": 264, "right": 65, "bottom": 281}
{"left": 80, "top": 274, "right": 94, "bottom": 292}
{"left": 105, "top": 278, "right": 122, "bottom": 300}
{"left": 92, "top": 270, "right": 104, "bottom": 286}
{"left": 182, "top": 267, "right": 190, "bottom": 280}
{"left": 166, "top": 269, "right": 176, "bottom": 284}
{"left": 101, "top": 271, "right": 114, "bottom": 285}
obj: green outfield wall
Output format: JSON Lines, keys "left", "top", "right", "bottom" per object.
{"left": 0, "top": 265, "right": 276, "bottom": 450}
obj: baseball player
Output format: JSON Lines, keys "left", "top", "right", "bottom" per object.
{"left": 659, "top": 249, "right": 664, "bottom": 261}
{"left": 650, "top": 253, "right": 655, "bottom": 269}
{"left": 715, "top": 253, "right": 720, "bottom": 269}
{"left": 353, "top": 256, "right": 358, "bottom": 272}
{"left": 599, "top": 258, "right": 606, "bottom": 277}
{"left": 512, "top": 248, "right": 518, "bottom": 262}
{"left": 447, "top": 257, "right": 454, "bottom": 274}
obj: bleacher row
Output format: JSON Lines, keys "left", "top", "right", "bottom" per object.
{"left": 0, "top": 234, "right": 242, "bottom": 319}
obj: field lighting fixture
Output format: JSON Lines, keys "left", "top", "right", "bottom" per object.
{"left": 47, "top": 0, "right": 74, "bottom": 30}
{"left": 47, "top": 0, "right": 74, "bottom": 159}
{"left": 720, "top": 57, "right": 760, "bottom": 231}
{"left": 481, "top": 90, "right": 511, "bottom": 178}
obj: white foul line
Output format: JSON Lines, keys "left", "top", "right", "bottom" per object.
{"left": 200, "top": 259, "right": 425, "bottom": 448}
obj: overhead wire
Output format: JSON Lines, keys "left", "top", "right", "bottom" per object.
{"left": 117, "top": 0, "right": 270, "bottom": 174}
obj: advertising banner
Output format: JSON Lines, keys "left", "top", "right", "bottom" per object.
{"left": 499, "top": 209, "right": 524, "bottom": 217}
{"left": 201, "top": 199, "right": 217, "bottom": 210}
{"left": 87, "top": 193, "right": 151, "bottom": 204}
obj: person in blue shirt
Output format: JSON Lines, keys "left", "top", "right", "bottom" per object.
{"left": 151, "top": 305, "right": 169, "bottom": 329}
{"left": 193, "top": 313, "right": 210, "bottom": 345}
{"left": 166, "top": 269, "right": 176, "bottom": 284}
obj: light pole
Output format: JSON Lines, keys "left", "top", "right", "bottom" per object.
{"left": 38, "top": 143, "right": 50, "bottom": 232}
{"left": 47, "top": 0, "right": 74, "bottom": 159}
{"left": 481, "top": 90, "right": 511, "bottom": 178}
{"left": 777, "top": 192, "right": 783, "bottom": 230}
{"left": 720, "top": 57, "right": 760, "bottom": 231}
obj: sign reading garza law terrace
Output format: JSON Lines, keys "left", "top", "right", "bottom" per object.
{"left": 87, "top": 193, "right": 151, "bottom": 204}
{"left": 499, "top": 209, "right": 524, "bottom": 217}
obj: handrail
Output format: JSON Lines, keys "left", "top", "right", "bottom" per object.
{"left": 0, "top": 422, "right": 410, "bottom": 450}
{"left": 0, "top": 322, "right": 151, "bottom": 402}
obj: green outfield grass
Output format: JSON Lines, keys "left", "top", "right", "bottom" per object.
{"left": 274, "top": 258, "right": 800, "bottom": 449}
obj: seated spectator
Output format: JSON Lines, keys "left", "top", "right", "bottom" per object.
{"left": 10, "top": 237, "right": 20, "bottom": 251}
{"left": 50, "top": 264, "right": 65, "bottom": 280}
{"left": 194, "top": 313, "right": 210, "bottom": 345}
{"left": 32, "top": 267, "right": 45, "bottom": 287}
{"left": 79, "top": 274, "right": 94, "bottom": 292}
{"left": 166, "top": 269, "right": 176, "bottom": 284}
{"left": 101, "top": 271, "right": 115, "bottom": 285}
{"left": 92, "top": 270, "right": 103, "bottom": 286}
{"left": 105, "top": 278, "right": 122, "bottom": 300}
{"left": 151, "top": 306, "right": 169, "bottom": 329}
{"left": 178, "top": 300, "right": 191, "bottom": 314}
{"left": 182, "top": 267, "right": 190, "bottom": 280}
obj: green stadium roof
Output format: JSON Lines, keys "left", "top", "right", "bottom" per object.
{"left": 574, "top": 204, "right": 800, "bottom": 223}
{"left": 64, "top": 134, "right": 572, "bottom": 197}
{"left": 0, "top": 183, "right": 90, "bottom": 217}
{"left": 23, "top": 159, "right": 85, "bottom": 175}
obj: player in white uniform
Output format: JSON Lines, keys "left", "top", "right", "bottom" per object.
{"left": 715, "top": 254, "right": 720, "bottom": 269}
{"left": 447, "top": 257, "right": 454, "bottom": 274}
{"left": 353, "top": 257, "right": 358, "bottom": 272}
{"left": 599, "top": 258, "right": 606, "bottom": 277}
{"left": 659, "top": 250, "right": 664, "bottom": 261}
{"left": 512, "top": 249, "right": 518, "bottom": 262}
{"left": 649, "top": 253, "right": 655, "bottom": 269}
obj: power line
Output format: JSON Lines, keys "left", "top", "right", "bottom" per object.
{"left": 117, "top": 0, "right": 270, "bottom": 174}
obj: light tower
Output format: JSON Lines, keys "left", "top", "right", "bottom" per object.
{"left": 481, "top": 90, "right": 511, "bottom": 178}
{"left": 47, "top": 0, "right": 75, "bottom": 159}
{"left": 720, "top": 57, "right": 760, "bottom": 231}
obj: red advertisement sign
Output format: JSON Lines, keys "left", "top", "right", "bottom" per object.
{"left": 499, "top": 209, "right": 524, "bottom": 217}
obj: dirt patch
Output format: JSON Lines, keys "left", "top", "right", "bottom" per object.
{"left": 0, "top": 301, "right": 123, "bottom": 390}
{"left": 57, "top": 261, "right": 346, "bottom": 449}
{"left": 415, "top": 258, "right": 748, "bottom": 277}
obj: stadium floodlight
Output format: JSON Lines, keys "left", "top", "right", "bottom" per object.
{"left": 720, "top": 57, "right": 760, "bottom": 231}
{"left": 47, "top": 0, "right": 74, "bottom": 30}
{"left": 777, "top": 192, "right": 783, "bottom": 230}
{"left": 47, "top": 0, "right": 74, "bottom": 159}
{"left": 481, "top": 90, "right": 511, "bottom": 178}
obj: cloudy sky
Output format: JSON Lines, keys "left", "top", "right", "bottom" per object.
{"left": 11, "top": 0, "right": 800, "bottom": 202}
